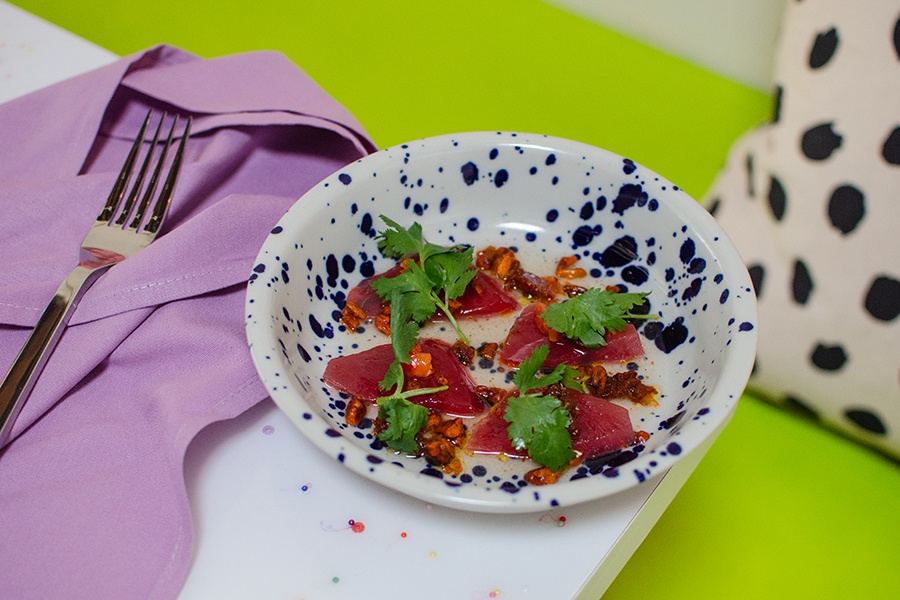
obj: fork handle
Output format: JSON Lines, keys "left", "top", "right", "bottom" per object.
{"left": 0, "top": 265, "right": 105, "bottom": 448}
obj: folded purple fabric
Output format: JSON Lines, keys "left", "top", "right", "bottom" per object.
{"left": 0, "top": 45, "right": 374, "bottom": 598}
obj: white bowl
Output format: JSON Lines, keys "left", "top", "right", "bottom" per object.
{"left": 245, "top": 132, "right": 757, "bottom": 513}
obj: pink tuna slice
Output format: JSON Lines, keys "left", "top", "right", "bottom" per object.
{"left": 345, "top": 266, "right": 519, "bottom": 320}
{"left": 467, "top": 391, "right": 635, "bottom": 461}
{"left": 568, "top": 391, "right": 636, "bottom": 459}
{"left": 466, "top": 401, "right": 529, "bottom": 459}
{"left": 498, "top": 303, "right": 644, "bottom": 367}
{"left": 322, "top": 338, "right": 486, "bottom": 417}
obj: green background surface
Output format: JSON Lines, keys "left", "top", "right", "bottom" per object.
{"left": 13, "top": 1, "right": 900, "bottom": 598}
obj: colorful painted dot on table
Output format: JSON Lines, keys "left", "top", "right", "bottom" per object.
{"left": 348, "top": 519, "right": 365, "bottom": 533}
{"left": 261, "top": 424, "right": 275, "bottom": 435}
{"left": 539, "top": 513, "right": 568, "bottom": 527}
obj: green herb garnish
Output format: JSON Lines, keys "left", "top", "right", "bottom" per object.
{"left": 372, "top": 288, "right": 447, "bottom": 451}
{"left": 371, "top": 216, "right": 476, "bottom": 346}
{"left": 540, "top": 288, "right": 655, "bottom": 348}
{"left": 504, "top": 345, "right": 583, "bottom": 471}
{"left": 376, "top": 396, "right": 430, "bottom": 455}
{"left": 370, "top": 216, "right": 473, "bottom": 451}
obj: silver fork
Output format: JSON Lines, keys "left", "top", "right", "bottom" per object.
{"left": 0, "top": 110, "right": 191, "bottom": 447}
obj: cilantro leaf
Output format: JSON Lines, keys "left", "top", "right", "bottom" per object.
{"left": 513, "top": 344, "right": 583, "bottom": 394}
{"left": 540, "top": 288, "right": 654, "bottom": 348}
{"left": 505, "top": 394, "right": 575, "bottom": 472}
{"left": 505, "top": 345, "right": 579, "bottom": 471}
{"left": 376, "top": 396, "right": 429, "bottom": 454}
{"left": 379, "top": 360, "right": 405, "bottom": 396}
{"left": 376, "top": 215, "right": 456, "bottom": 265}
{"left": 513, "top": 344, "right": 553, "bottom": 393}
{"left": 371, "top": 262, "right": 438, "bottom": 323}
{"left": 560, "top": 365, "right": 584, "bottom": 392}
{"left": 378, "top": 288, "right": 419, "bottom": 392}
{"left": 376, "top": 216, "right": 424, "bottom": 259}
{"left": 423, "top": 247, "right": 478, "bottom": 301}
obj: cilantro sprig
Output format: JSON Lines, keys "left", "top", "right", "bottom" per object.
{"left": 371, "top": 216, "right": 476, "bottom": 346}
{"left": 372, "top": 288, "right": 447, "bottom": 452}
{"left": 504, "top": 345, "right": 583, "bottom": 471}
{"left": 540, "top": 288, "right": 655, "bottom": 348}
{"left": 370, "top": 216, "right": 475, "bottom": 402}
{"left": 370, "top": 216, "right": 475, "bottom": 452}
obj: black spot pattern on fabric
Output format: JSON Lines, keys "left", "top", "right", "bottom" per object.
{"left": 748, "top": 264, "right": 765, "bottom": 298}
{"left": 809, "top": 27, "right": 839, "bottom": 68}
{"left": 745, "top": 153, "right": 755, "bottom": 197}
{"left": 801, "top": 122, "right": 843, "bottom": 160}
{"left": 783, "top": 395, "right": 821, "bottom": 421}
{"left": 772, "top": 85, "right": 783, "bottom": 123}
{"left": 701, "top": 5, "right": 899, "bottom": 459}
{"left": 827, "top": 184, "right": 866, "bottom": 234}
{"left": 864, "top": 275, "right": 900, "bottom": 321}
{"left": 846, "top": 408, "right": 888, "bottom": 435}
{"left": 767, "top": 175, "right": 787, "bottom": 221}
{"left": 881, "top": 126, "right": 900, "bottom": 165}
{"left": 894, "top": 13, "right": 900, "bottom": 59}
{"left": 791, "top": 259, "right": 814, "bottom": 304}
{"left": 810, "top": 342, "right": 848, "bottom": 371}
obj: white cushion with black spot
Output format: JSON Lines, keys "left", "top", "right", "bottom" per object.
{"left": 705, "top": 0, "right": 900, "bottom": 458}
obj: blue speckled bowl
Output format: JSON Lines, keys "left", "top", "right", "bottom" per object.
{"left": 245, "top": 132, "right": 757, "bottom": 513}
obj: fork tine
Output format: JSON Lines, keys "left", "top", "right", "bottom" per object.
{"left": 97, "top": 109, "right": 152, "bottom": 223}
{"left": 143, "top": 116, "right": 191, "bottom": 235}
{"left": 128, "top": 114, "right": 177, "bottom": 230}
{"left": 115, "top": 112, "right": 165, "bottom": 227}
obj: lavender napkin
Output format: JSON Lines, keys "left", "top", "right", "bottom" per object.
{"left": 0, "top": 45, "right": 374, "bottom": 598}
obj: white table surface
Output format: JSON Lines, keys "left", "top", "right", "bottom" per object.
{"left": 0, "top": 2, "right": 736, "bottom": 597}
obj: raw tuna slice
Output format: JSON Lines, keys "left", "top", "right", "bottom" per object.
{"left": 466, "top": 401, "right": 528, "bottom": 459}
{"left": 568, "top": 391, "right": 635, "bottom": 459}
{"left": 467, "top": 391, "right": 635, "bottom": 461}
{"left": 345, "top": 267, "right": 518, "bottom": 319}
{"left": 323, "top": 338, "right": 486, "bottom": 417}
{"left": 449, "top": 271, "right": 520, "bottom": 318}
{"left": 498, "top": 303, "right": 644, "bottom": 367}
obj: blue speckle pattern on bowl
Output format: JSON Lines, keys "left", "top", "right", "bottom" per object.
{"left": 245, "top": 132, "right": 757, "bottom": 513}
